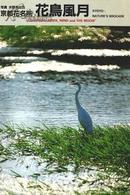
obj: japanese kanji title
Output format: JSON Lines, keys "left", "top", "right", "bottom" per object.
{"left": 0, "top": 3, "right": 89, "bottom": 19}
{"left": 36, "top": 3, "right": 89, "bottom": 17}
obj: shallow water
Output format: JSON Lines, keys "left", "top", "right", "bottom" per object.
{"left": 0, "top": 47, "right": 130, "bottom": 194}
{"left": 0, "top": 155, "right": 111, "bottom": 194}
{"left": 0, "top": 72, "right": 130, "bottom": 127}
{"left": 0, "top": 46, "right": 130, "bottom": 126}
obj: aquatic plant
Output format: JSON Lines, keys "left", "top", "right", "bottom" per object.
{"left": 0, "top": 124, "right": 130, "bottom": 178}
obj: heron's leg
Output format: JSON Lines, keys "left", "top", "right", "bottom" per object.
{"left": 78, "top": 127, "right": 88, "bottom": 142}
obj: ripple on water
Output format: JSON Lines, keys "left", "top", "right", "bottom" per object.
{"left": 0, "top": 72, "right": 130, "bottom": 126}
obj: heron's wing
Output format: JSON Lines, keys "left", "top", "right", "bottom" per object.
{"left": 78, "top": 107, "right": 93, "bottom": 132}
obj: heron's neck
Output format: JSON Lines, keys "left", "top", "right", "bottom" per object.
{"left": 75, "top": 87, "right": 81, "bottom": 109}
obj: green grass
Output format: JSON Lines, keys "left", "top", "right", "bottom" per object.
{"left": 0, "top": 124, "right": 130, "bottom": 178}
{"left": 0, "top": 124, "right": 130, "bottom": 193}
{"left": 0, "top": 26, "right": 110, "bottom": 46}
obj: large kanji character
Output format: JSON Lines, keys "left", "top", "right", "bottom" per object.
{"left": 36, "top": 3, "right": 49, "bottom": 17}
{"left": 50, "top": 4, "right": 62, "bottom": 17}
{"left": 77, "top": 4, "right": 89, "bottom": 17}
{"left": 63, "top": 4, "right": 76, "bottom": 17}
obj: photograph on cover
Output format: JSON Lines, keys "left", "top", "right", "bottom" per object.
{"left": 0, "top": 0, "right": 130, "bottom": 194}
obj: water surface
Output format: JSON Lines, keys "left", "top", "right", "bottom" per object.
{"left": 0, "top": 73, "right": 130, "bottom": 127}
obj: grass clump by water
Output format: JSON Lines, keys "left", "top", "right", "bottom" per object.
{"left": 0, "top": 124, "right": 130, "bottom": 179}
{"left": 0, "top": 26, "right": 110, "bottom": 46}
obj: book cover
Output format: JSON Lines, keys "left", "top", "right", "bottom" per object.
{"left": 0, "top": 0, "right": 130, "bottom": 194}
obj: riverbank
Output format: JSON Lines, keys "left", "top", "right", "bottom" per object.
{"left": 0, "top": 44, "right": 130, "bottom": 69}
{"left": 0, "top": 26, "right": 130, "bottom": 49}
{"left": 0, "top": 125, "right": 130, "bottom": 194}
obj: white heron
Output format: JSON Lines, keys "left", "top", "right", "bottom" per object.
{"left": 75, "top": 83, "right": 93, "bottom": 134}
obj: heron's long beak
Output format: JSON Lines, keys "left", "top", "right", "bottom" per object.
{"left": 68, "top": 81, "right": 79, "bottom": 85}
